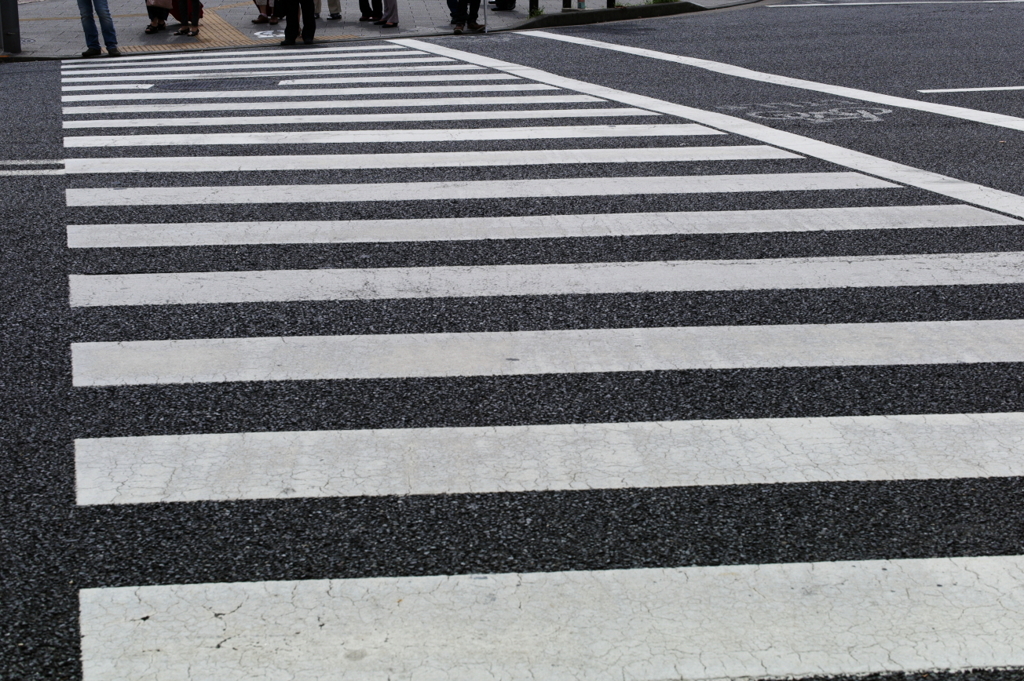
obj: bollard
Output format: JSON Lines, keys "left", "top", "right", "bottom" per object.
{"left": 606, "top": 0, "right": 614, "bottom": 7}
{"left": 0, "top": 0, "right": 22, "bottom": 54}
{"left": 529, "top": 0, "right": 538, "bottom": 14}
{"left": 562, "top": 0, "right": 572, "bottom": 10}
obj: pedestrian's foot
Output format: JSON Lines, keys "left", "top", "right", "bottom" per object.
{"left": 268, "top": 16, "right": 279, "bottom": 22}
{"left": 175, "top": 25, "right": 190, "bottom": 34}
{"left": 313, "top": 13, "right": 321, "bottom": 18}
{"left": 381, "top": 21, "right": 398, "bottom": 27}
{"left": 372, "top": 18, "right": 386, "bottom": 23}
{"left": 107, "top": 47, "right": 122, "bottom": 56}
{"left": 186, "top": 27, "right": 199, "bottom": 36}
{"left": 453, "top": 23, "right": 464, "bottom": 33}
{"left": 280, "top": 38, "right": 296, "bottom": 45}
{"left": 251, "top": 13, "right": 269, "bottom": 22}
{"left": 358, "top": 14, "right": 372, "bottom": 19}
{"left": 467, "top": 21, "right": 484, "bottom": 31}
{"left": 302, "top": 37, "right": 314, "bottom": 43}
{"left": 328, "top": 12, "right": 341, "bottom": 18}
{"left": 82, "top": 47, "right": 102, "bottom": 57}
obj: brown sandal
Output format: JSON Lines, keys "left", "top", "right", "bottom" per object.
{"left": 251, "top": 13, "right": 269, "bottom": 22}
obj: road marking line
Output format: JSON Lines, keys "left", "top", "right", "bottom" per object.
{"left": 60, "top": 62, "right": 474, "bottom": 83}
{"left": 920, "top": 85, "right": 1024, "bottom": 93}
{"left": 62, "top": 108, "right": 659, "bottom": 129}
{"left": 62, "top": 123, "right": 722, "bottom": 149}
{"left": 61, "top": 84, "right": 155, "bottom": 91}
{"left": 60, "top": 82, "right": 545, "bottom": 103}
{"left": 775, "top": 0, "right": 1024, "bottom": 5}
{"left": 70, "top": 319, "right": 1024, "bottom": 386}
{"left": 522, "top": 32, "right": 1024, "bottom": 134}
{"left": 64, "top": 173, "right": 890, "bottom": 206}
{"left": 0, "top": 159, "right": 65, "bottom": 165}
{"left": 60, "top": 44, "right": 409, "bottom": 65}
{"left": 64, "top": 146, "right": 795, "bottom": 174}
{"left": 74, "top": 412, "right": 1024, "bottom": 504}
{"left": 62, "top": 55, "right": 446, "bottom": 77}
{"left": 79, "top": 555, "right": 1024, "bottom": 681}
{"left": 61, "top": 51, "right": 426, "bottom": 74}
{"left": 397, "top": 39, "right": 1024, "bottom": 218}
{"left": 68, "top": 252, "right": 1024, "bottom": 307}
{"left": 0, "top": 170, "right": 66, "bottom": 176}
{"left": 61, "top": 94, "right": 603, "bottom": 115}
{"left": 65, "top": 205, "right": 1020, "bottom": 248}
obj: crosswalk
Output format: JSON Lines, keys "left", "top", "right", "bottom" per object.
{"left": 61, "top": 38, "right": 1024, "bottom": 680}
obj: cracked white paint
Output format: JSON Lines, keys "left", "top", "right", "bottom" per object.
{"left": 79, "top": 555, "right": 1024, "bottom": 681}
{"left": 75, "top": 412, "right": 1024, "bottom": 505}
{"left": 65, "top": 205, "right": 1021, "bottom": 248}
{"left": 63, "top": 173, "right": 888, "bottom": 206}
{"left": 71, "top": 319, "right": 1024, "bottom": 386}
{"left": 63, "top": 145, "right": 786, "bottom": 175}
{"left": 61, "top": 95, "right": 602, "bottom": 115}
{"left": 60, "top": 83, "right": 549, "bottom": 104}
{"left": 69, "top": 251, "right": 1024, "bottom": 307}
{"left": 62, "top": 123, "right": 720, "bottom": 149}
{"left": 63, "top": 108, "right": 657, "bottom": 129}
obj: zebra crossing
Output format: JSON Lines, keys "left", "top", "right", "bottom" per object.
{"left": 61, "top": 38, "right": 1024, "bottom": 680}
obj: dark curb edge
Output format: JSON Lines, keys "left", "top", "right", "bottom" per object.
{"left": 0, "top": 0, "right": 756, "bottom": 61}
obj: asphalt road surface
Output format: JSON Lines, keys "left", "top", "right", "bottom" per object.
{"left": 4, "top": 1, "right": 1024, "bottom": 678}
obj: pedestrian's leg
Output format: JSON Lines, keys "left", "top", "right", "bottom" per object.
{"left": 76, "top": 0, "right": 101, "bottom": 50}
{"left": 446, "top": 0, "right": 458, "bottom": 21}
{"left": 300, "top": 0, "right": 315, "bottom": 40}
{"left": 146, "top": 5, "right": 168, "bottom": 30}
{"left": 312, "top": 0, "right": 321, "bottom": 18}
{"left": 379, "top": 0, "right": 397, "bottom": 24}
{"left": 326, "top": 0, "right": 340, "bottom": 18}
{"left": 467, "top": 0, "right": 480, "bottom": 23}
{"left": 91, "top": 0, "right": 119, "bottom": 49}
{"left": 283, "top": 0, "right": 299, "bottom": 41}
{"left": 370, "top": 0, "right": 382, "bottom": 17}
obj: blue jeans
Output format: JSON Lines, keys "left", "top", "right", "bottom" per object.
{"left": 77, "top": 0, "right": 118, "bottom": 50}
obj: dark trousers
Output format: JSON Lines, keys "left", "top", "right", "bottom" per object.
{"left": 453, "top": 0, "right": 479, "bottom": 22}
{"left": 284, "top": 0, "right": 315, "bottom": 40}
{"left": 180, "top": 0, "right": 201, "bottom": 23}
{"left": 445, "top": 0, "right": 457, "bottom": 19}
{"left": 147, "top": 5, "right": 169, "bottom": 21}
{"left": 358, "top": 0, "right": 382, "bottom": 17}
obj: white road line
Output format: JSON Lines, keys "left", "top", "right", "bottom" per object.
{"left": 80, "top": 555, "right": 1024, "bottom": 681}
{"left": 920, "top": 85, "right": 1024, "bottom": 93}
{"left": 68, "top": 252, "right": 1024, "bottom": 307}
{"left": 62, "top": 84, "right": 155, "bottom": 91}
{"left": 775, "top": 0, "right": 1024, "bottom": 5}
{"left": 61, "top": 62, "right": 474, "bottom": 83}
{"left": 70, "top": 319, "right": 1024, "bottom": 386}
{"left": 398, "top": 39, "right": 1024, "bottom": 218}
{"left": 74, "top": 412, "right": 1024, "bottom": 505}
{"left": 62, "top": 95, "right": 602, "bottom": 115}
{"left": 0, "top": 170, "right": 66, "bottom": 176}
{"left": 60, "top": 44, "right": 409, "bottom": 65}
{"left": 61, "top": 51, "right": 425, "bottom": 74}
{"left": 0, "top": 159, "right": 65, "bottom": 165}
{"left": 522, "top": 32, "right": 1024, "bottom": 135}
{"left": 64, "top": 173, "right": 891, "bottom": 206}
{"left": 64, "top": 146, "right": 796, "bottom": 174}
{"left": 61, "top": 82, "right": 544, "bottom": 103}
{"left": 62, "top": 123, "right": 721, "bottom": 148}
{"left": 63, "top": 55, "right": 445, "bottom": 77}
{"left": 62, "top": 108, "right": 658, "bottom": 129}
{"left": 65, "top": 205, "right": 1021, "bottom": 248}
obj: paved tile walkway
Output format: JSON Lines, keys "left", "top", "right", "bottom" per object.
{"left": 5, "top": 0, "right": 745, "bottom": 60}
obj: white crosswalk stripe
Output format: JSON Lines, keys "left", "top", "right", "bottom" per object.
{"left": 63, "top": 38, "right": 1024, "bottom": 681}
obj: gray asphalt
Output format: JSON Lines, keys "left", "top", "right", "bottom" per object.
{"left": 3, "top": 3, "right": 1024, "bottom": 678}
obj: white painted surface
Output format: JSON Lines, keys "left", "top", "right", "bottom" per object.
{"left": 75, "top": 412, "right": 1024, "bottom": 504}
{"left": 61, "top": 94, "right": 601, "bottom": 115}
{"left": 70, "top": 319, "right": 1024, "bottom": 386}
{"left": 69, "top": 251, "right": 1024, "bottom": 307}
{"left": 79, "top": 555, "right": 1024, "bottom": 681}
{"left": 776, "top": 0, "right": 1023, "bottom": 5}
{"left": 62, "top": 51, "right": 426, "bottom": 74}
{"left": 0, "top": 159, "right": 64, "bottom": 165}
{"left": 63, "top": 123, "right": 718, "bottom": 148}
{"left": 63, "top": 173, "right": 892, "bottom": 206}
{"left": 65, "top": 205, "right": 1021, "bottom": 248}
{"left": 60, "top": 82, "right": 546, "bottom": 102}
{"left": 61, "top": 84, "right": 155, "bottom": 91}
{"left": 397, "top": 39, "right": 1024, "bottom": 218}
{"left": 60, "top": 44, "right": 408, "bottom": 65}
{"left": 64, "top": 146, "right": 795, "bottom": 174}
{"left": 62, "top": 108, "right": 657, "bottom": 129}
{"left": 61, "top": 62, "right": 474, "bottom": 83}
{"left": 524, "top": 32, "right": 1024, "bottom": 134}
{"left": 920, "top": 85, "right": 1024, "bottom": 93}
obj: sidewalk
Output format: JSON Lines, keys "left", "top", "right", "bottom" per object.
{"left": 4, "top": 0, "right": 750, "bottom": 60}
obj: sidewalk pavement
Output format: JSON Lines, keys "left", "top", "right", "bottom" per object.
{"left": 3, "top": 0, "right": 748, "bottom": 60}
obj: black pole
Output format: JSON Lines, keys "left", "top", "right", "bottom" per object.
{"left": 562, "top": 0, "right": 571, "bottom": 9}
{"left": 529, "top": 0, "right": 538, "bottom": 13}
{"left": 606, "top": 0, "right": 614, "bottom": 7}
{"left": 0, "top": 0, "right": 22, "bottom": 54}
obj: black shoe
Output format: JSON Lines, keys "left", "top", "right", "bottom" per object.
{"left": 302, "top": 37, "right": 314, "bottom": 43}
{"left": 328, "top": 12, "right": 341, "bottom": 18}
{"left": 82, "top": 47, "right": 102, "bottom": 57}
{"left": 453, "top": 23, "right": 464, "bottom": 33}
{"left": 107, "top": 47, "right": 122, "bottom": 56}
{"left": 372, "top": 18, "right": 386, "bottom": 23}
{"left": 313, "top": 12, "right": 321, "bottom": 17}
{"left": 280, "top": 39, "right": 296, "bottom": 45}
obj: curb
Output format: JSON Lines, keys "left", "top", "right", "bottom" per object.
{"left": 0, "top": 0, "right": 757, "bottom": 61}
